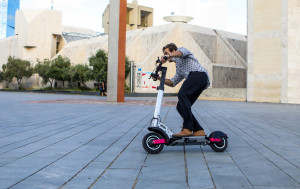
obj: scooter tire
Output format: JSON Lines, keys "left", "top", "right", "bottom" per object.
{"left": 142, "top": 132, "right": 164, "bottom": 154}
{"left": 209, "top": 136, "right": 228, "bottom": 152}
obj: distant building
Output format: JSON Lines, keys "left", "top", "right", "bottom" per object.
{"left": 102, "top": 0, "right": 153, "bottom": 34}
{"left": 0, "top": 0, "right": 20, "bottom": 39}
{"left": 0, "top": 8, "right": 248, "bottom": 102}
{"left": 0, "top": 9, "right": 101, "bottom": 89}
{"left": 0, "top": 9, "right": 99, "bottom": 66}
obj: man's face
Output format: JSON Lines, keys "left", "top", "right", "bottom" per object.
{"left": 163, "top": 48, "right": 172, "bottom": 56}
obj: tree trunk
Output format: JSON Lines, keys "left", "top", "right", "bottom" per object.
{"left": 68, "top": 80, "right": 73, "bottom": 88}
{"left": 81, "top": 81, "right": 90, "bottom": 89}
{"left": 49, "top": 79, "right": 53, "bottom": 89}
{"left": 50, "top": 79, "right": 54, "bottom": 90}
{"left": 17, "top": 78, "right": 21, "bottom": 90}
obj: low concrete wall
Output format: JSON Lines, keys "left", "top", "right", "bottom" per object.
{"left": 199, "top": 88, "right": 246, "bottom": 101}
{"left": 187, "top": 31, "right": 217, "bottom": 63}
{"left": 212, "top": 65, "right": 247, "bottom": 88}
{"left": 226, "top": 38, "right": 247, "bottom": 62}
{"left": 0, "top": 88, "right": 246, "bottom": 102}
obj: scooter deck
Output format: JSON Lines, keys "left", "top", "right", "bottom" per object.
{"left": 168, "top": 136, "right": 208, "bottom": 146}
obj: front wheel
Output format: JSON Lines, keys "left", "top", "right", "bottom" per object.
{"left": 142, "top": 132, "right": 164, "bottom": 154}
{"left": 209, "top": 136, "right": 228, "bottom": 152}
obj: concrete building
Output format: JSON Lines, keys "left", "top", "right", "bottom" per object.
{"left": 102, "top": 0, "right": 153, "bottom": 34}
{"left": 56, "top": 22, "right": 247, "bottom": 98}
{"left": 0, "top": 0, "right": 20, "bottom": 39}
{"left": 0, "top": 6, "right": 247, "bottom": 101}
{"left": 0, "top": 9, "right": 100, "bottom": 66}
{"left": 0, "top": 9, "right": 99, "bottom": 89}
{"left": 248, "top": 0, "right": 300, "bottom": 104}
{"left": 1, "top": 1, "right": 300, "bottom": 104}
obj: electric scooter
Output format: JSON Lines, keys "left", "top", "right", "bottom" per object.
{"left": 142, "top": 57, "right": 228, "bottom": 154}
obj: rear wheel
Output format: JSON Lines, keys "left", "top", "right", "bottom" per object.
{"left": 142, "top": 132, "right": 164, "bottom": 154}
{"left": 209, "top": 136, "right": 228, "bottom": 152}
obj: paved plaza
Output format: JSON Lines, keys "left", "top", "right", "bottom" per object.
{"left": 0, "top": 92, "right": 300, "bottom": 189}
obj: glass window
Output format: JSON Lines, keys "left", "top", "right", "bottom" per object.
{"left": 0, "top": 0, "right": 19, "bottom": 38}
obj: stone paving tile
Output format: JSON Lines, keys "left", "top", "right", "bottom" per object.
{"left": 134, "top": 180, "right": 188, "bottom": 189}
{"left": 1, "top": 92, "right": 300, "bottom": 189}
{"left": 91, "top": 178, "right": 135, "bottom": 189}
{"left": 186, "top": 146, "right": 215, "bottom": 189}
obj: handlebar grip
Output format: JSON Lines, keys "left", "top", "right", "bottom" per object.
{"left": 150, "top": 73, "right": 158, "bottom": 81}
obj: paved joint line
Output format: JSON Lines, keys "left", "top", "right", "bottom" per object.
{"left": 87, "top": 113, "right": 152, "bottom": 189}
{"left": 196, "top": 108, "right": 254, "bottom": 188}
{"left": 162, "top": 106, "right": 171, "bottom": 123}
{"left": 88, "top": 106, "right": 170, "bottom": 188}
{"left": 237, "top": 110, "right": 300, "bottom": 137}
{"left": 225, "top": 150, "right": 254, "bottom": 188}
{"left": 7, "top": 107, "right": 144, "bottom": 188}
{"left": 0, "top": 114, "right": 118, "bottom": 168}
{"left": 239, "top": 118, "right": 300, "bottom": 149}
{"left": 132, "top": 153, "right": 148, "bottom": 189}
{"left": 0, "top": 105, "right": 94, "bottom": 132}
{"left": 183, "top": 145, "right": 190, "bottom": 189}
{"left": 194, "top": 109, "right": 218, "bottom": 189}
{"left": 0, "top": 109, "right": 105, "bottom": 139}
{"left": 0, "top": 107, "right": 128, "bottom": 154}
{"left": 200, "top": 146, "right": 216, "bottom": 189}
{"left": 59, "top": 109, "right": 151, "bottom": 188}
{"left": 0, "top": 110, "right": 73, "bottom": 131}
{"left": 132, "top": 106, "right": 172, "bottom": 188}
{"left": 202, "top": 106, "right": 300, "bottom": 186}
{"left": 2, "top": 106, "right": 132, "bottom": 166}
{"left": 209, "top": 106, "right": 300, "bottom": 172}
{"left": 200, "top": 107, "right": 258, "bottom": 187}
{"left": 246, "top": 116, "right": 300, "bottom": 138}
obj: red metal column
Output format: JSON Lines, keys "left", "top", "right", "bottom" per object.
{"left": 117, "top": 0, "right": 127, "bottom": 102}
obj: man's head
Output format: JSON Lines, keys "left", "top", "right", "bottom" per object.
{"left": 163, "top": 43, "right": 178, "bottom": 55}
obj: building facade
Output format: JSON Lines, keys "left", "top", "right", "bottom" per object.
{"left": 0, "top": 6, "right": 248, "bottom": 101}
{"left": 102, "top": 0, "right": 153, "bottom": 34}
{"left": 57, "top": 22, "right": 247, "bottom": 99}
{"left": 247, "top": 0, "right": 300, "bottom": 104}
{"left": 0, "top": 9, "right": 102, "bottom": 89}
{"left": 0, "top": 0, "right": 20, "bottom": 39}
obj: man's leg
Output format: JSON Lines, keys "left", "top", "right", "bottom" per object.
{"left": 173, "top": 72, "right": 208, "bottom": 137}
{"left": 172, "top": 77, "right": 198, "bottom": 137}
{"left": 177, "top": 87, "right": 194, "bottom": 131}
{"left": 177, "top": 102, "right": 203, "bottom": 130}
{"left": 188, "top": 73, "right": 208, "bottom": 135}
{"left": 190, "top": 86, "right": 206, "bottom": 131}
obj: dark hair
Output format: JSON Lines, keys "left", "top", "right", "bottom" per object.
{"left": 163, "top": 43, "right": 178, "bottom": 52}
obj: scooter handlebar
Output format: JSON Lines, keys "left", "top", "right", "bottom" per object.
{"left": 149, "top": 56, "right": 166, "bottom": 80}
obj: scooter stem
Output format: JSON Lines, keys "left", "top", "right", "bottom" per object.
{"left": 151, "top": 66, "right": 167, "bottom": 127}
{"left": 153, "top": 90, "right": 164, "bottom": 119}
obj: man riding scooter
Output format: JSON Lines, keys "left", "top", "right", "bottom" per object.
{"left": 152, "top": 43, "right": 210, "bottom": 138}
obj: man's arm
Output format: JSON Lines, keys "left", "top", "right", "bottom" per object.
{"left": 162, "top": 78, "right": 173, "bottom": 87}
{"left": 169, "top": 50, "right": 183, "bottom": 58}
{"left": 156, "top": 76, "right": 173, "bottom": 87}
{"left": 161, "top": 51, "right": 183, "bottom": 63}
{"left": 164, "top": 79, "right": 173, "bottom": 87}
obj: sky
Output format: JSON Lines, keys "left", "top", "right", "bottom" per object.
{"left": 20, "top": 0, "right": 247, "bottom": 35}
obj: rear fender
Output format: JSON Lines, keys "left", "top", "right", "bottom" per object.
{"left": 209, "top": 131, "right": 228, "bottom": 143}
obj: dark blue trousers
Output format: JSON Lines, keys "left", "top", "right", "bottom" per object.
{"left": 176, "top": 72, "right": 208, "bottom": 131}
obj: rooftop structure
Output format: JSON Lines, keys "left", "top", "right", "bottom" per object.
{"left": 102, "top": 0, "right": 153, "bottom": 34}
{"left": 163, "top": 15, "right": 194, "bottom": 23}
